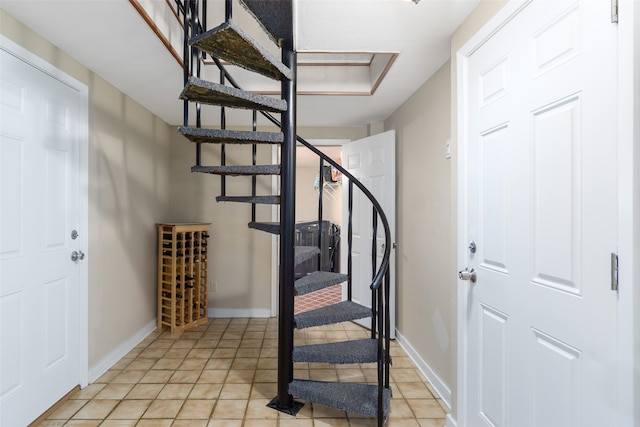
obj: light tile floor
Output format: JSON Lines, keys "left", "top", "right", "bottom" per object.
{"left": 40, "top": 318, "right": 448, "bottom": 427}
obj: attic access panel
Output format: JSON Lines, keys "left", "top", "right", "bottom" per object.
{"left": 203, "top": 51, "right": 399, "bottom": 95}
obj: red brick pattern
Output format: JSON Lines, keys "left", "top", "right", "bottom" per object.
{"left": 294, "top": 284, "right": 343, "bottom": 314}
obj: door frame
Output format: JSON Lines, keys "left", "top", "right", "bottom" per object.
{"left": 269, "top": 138, "right": 350, "bottom": 317}
{"left": 0, "top": 35, "right": 90, "bottom": 389}
{"left": 454, "top": 1, "right": 638, "bottom": 426}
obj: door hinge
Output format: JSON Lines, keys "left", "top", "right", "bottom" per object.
{"left": 611, "top": 0, "right": 619, "bottom": 23}
{"left": 611, "top": 252, "right": 619, "bottom": 291}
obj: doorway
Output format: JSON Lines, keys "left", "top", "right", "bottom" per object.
{"left": 457, "top": 1, "right": 623, "bottom": 425}
{"left": 0, "top": 36, "right": 89, "bottom": 426}
{"left": 294, "top": 142, "right": 344, "bottom": 314}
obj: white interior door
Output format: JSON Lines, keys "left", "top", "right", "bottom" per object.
{"left": 341, "top": 130, "right": 396, "bottom": 336}
{"left": 459, "top": 1, "right": 619, "bottom": 426}
{"left": 1, "top": 45, "right": 87, "bottom": 426}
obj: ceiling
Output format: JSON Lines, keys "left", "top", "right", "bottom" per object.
{"left": 0, "top": 0, "right": 479, "bottom": 128}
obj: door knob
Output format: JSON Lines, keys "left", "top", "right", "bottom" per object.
{"left": 458, "top": 268, "right": 477, "bottom": 283}
{"left": 71, "top": 250, "right": 85, "bottom": 262}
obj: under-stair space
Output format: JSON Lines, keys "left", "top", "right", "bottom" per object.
{"left": 177, "top": 1, "right": 393, "bottom": 425}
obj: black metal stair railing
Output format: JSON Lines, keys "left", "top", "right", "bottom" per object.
{"left": 209, "top": 53, "right": 393, "bottom": 341}
{"left": 182, "top": 0, "right": 263, "bottom": 201}
{"left": 178, "top": 1, "right": 392, "bottom": 424}
{"left": 181, "top": 0, "right": 205, "bottom": 166}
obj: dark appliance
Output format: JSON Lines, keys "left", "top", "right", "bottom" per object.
{"left": 294, "top": 220, "right": 340, "bottom": 278}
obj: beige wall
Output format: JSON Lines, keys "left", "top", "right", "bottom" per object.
{"left": 298, "top": 126, "right": 367, "bottom": 142}
{"left": 168, "top": 134, "right": 275, "bottom": 313}
{"left": 295, "top": 127, "right": 365, "bottom": 227}
{"left": 1, "top": 10, "right": 173, "bottom": 368}
{"left": 384, "top": 60, "right": 453, "bottom": 393}
{"left": 295, "top": 166, "right": 342, "bottom": 225}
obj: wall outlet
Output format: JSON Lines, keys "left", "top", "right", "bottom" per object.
{"left": 209, "top": 281, "right": 217, "bottom": 292}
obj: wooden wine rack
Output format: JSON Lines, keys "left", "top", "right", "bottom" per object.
{"left": 157, "top": 223, "right": 210, "bottom": 333}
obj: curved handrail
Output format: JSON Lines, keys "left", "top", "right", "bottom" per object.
{"left": 207, "top": 57, "right": 392, "bottom": 290}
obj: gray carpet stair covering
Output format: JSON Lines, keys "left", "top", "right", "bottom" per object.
{"left": 190, "top": 19, "right": 292, "bottom": 81}
{"left": 293, "top": 338, "right": 378, "bottom": 364}
{"left": 294, "top": 271, "right": 348, "bottom": 296}
{"left": 179, "top": 127, "right": 283, "bottom": 145}
{"left": 294, "top": 246, "right": 321, "bottom": 266}
{"left": 216, "top": 195, "right": 280, "bottom": 205}
{"left": 239, "top": 0, "right": 292, "bottom": 44}
{"left": 191, "top": 164, "right": 280, "bottom": 176}
{"left": 184, "top": 5, "right": 391, "bottom": 422}
{"left": 289, "top": 380, "right": 391, "bottom": 419}
{"left": 180, "top": 76, "right": 286, "bottom": 112}
{"left": 295, "top": 300, "right": 372, "bottom": 329}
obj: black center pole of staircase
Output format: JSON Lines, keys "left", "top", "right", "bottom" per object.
{"left": 317, "top": 158, "right": 324, "bottom": 269}
{"left": 224, "top": 0, "right": 232, "bottom": 21}
{"left": 182, "top": 0, "right": 191, "bottom": 129}
{"left": 268, "top": 39, "right": 303, "bottom": 416}
{"left": 251, "top": 110, "right": 257, "bottom": 223}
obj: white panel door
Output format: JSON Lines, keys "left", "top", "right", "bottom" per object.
{"left": 341, "top": 130, "right": 396, "bottom": 336}
{"left": 461, "top": 1, "right": 618, "bottom": 426}
{"left": 1, "top": 48, "right": 85, "bottom": 426}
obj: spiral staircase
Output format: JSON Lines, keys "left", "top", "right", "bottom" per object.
{"left": 177, "top": 1, "right": 393, "bottom": 425}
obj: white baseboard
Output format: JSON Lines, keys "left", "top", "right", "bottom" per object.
{"left": 445, "top": 414, "right": 458, "bottom": 427}
{"left": 208, "top": 308, "right": 271, "bottom": 318}
{"left": 395, "top": 329, "right": 452, "bottom": 411}
{"left": 88, "top": 319, "right": 157, "bottom": 383}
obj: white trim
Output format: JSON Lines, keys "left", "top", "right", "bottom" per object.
{"left": 88, "top": 320, "right": 156, "bottom": 383}
{"left": 445, "top": 414, "right": 458, "bottom": 427}
{"left": 0, "top": 35, "right": 90, "bottom": 388}
{"left": 395, "top": 329, "right": 452, "bottom": 410}
{"left": 617, "top": 1, "right": 639, "bottom": 425}
{"left": 456, "top": 40, "right": 473, "bottom": 427}
{"left": 208, "top": 308, "right": 272, "bottom": 318}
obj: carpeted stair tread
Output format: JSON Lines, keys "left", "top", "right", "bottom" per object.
{"left": 293, "top": 339, "right": 378, "bottom": 364}
{"left": 179, "top": 76, "right": 286, "bottom": 112}
{"left": 289, "top": 380, "right": 391, "bottom": 418}
{"left": 295, "top": 301, "right": 371, "bottom": 329}
{"left": 248, "top": 221, "right": 280, "bottom": 234}
{"left": 191, "top": 164, "right": 280, "bottom": 176}
{"left": 190, "top": 19, "right": 292, "bottom": 81}
{"left": 239, "top": 0, "right": 292, "bottom": 45}
{"left": 179, "top": 127, "right": 283, "bottom": 145}
{"left": 295, "top": 271, "right": 348, "bottom": 296}
{"left": 216, "top": 195, "right": 280, "bottom": 204}
{"left": 295, "top": 246, "right": 321, "bottom": 266}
